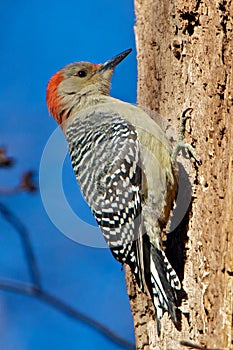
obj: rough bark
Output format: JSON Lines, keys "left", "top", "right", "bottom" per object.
{"left": 125, "top": 1, "right": 233, "bottom": 349}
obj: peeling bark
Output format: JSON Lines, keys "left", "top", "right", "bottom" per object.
{"left": 125, "top": 1, "right": 233, "bottom": 349}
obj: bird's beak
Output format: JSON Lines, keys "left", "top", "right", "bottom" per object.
{"left": 97, "top": 49, "right": 132, "bottom": 73}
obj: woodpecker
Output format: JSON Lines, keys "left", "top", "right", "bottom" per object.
{"left": 46, "top": 49, "right": 181, "bottom": 332}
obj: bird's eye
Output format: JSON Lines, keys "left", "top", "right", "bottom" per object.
{"left": 77, "top": 70, "right": 87, "bottom": 78}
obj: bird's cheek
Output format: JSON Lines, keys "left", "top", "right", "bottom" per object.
{"left": 59, "top": 77, "right": 79, "bottom": 95}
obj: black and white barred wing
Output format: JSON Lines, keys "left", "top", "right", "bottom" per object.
{"left": 65, "top": 110, "right": 145, "bottom": 284}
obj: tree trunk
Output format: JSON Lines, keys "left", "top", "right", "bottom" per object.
{"left": 125, "top": 1, "right": 233, "bottom": 349}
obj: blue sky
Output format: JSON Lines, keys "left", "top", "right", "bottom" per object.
{"left": 0, "top": 1, "right": 137, "bottom": 349}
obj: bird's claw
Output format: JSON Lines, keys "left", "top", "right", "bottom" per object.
{"left": 172, "top": 108, "right": 201, "bottom": 164}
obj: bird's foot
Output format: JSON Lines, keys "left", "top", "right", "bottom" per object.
{"left": 172, "top": 108, "right": 201, "bottom": 164}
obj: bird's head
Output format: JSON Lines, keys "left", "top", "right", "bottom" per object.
{"left": 46, "top": 49, "right": 132, "bottom": 125}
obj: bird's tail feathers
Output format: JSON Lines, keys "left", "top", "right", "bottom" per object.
{"left": 127, "top": 234, "right": 181, "bottom": 335}
{"left": 160, "top": 249, "right": 181, "bottom": 290}
{"left": 145, "top": 241, "right": 181, "bottom": 334}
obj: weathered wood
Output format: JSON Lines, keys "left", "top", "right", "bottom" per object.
{"left": 125, "top": 1, "right": 233, "bottom": 348}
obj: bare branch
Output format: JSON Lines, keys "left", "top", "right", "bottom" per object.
{"left": 0, "top": 279, "right": 135, "bottom": 350}
{"left": 0, "top": 171, "right": 37, "bottom": 195}
{"left": 0, "top": 202, "right": 41, "bottom": 288}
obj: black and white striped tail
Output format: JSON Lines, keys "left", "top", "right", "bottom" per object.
{"left": 143, "top": 235, "right": 181, "bottom": 335}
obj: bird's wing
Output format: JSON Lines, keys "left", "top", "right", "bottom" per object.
{"left": 65, "top": 109, "right": 146, "bottom": 287}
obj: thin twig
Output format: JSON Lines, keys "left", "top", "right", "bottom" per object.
{"left": 0, "top": 171, "right": 37, "bottom": 195}
{"left": 0, "top": 187, "right": 21, "bottom": 195}
{"left": 0, "top": 279, "right": 135, "bottom": 350}
{"left": 180, "top": 340, "right": 225, "bottom": 350}
{"left": 0, "top": 202, "right": 41, "bottom": 288}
